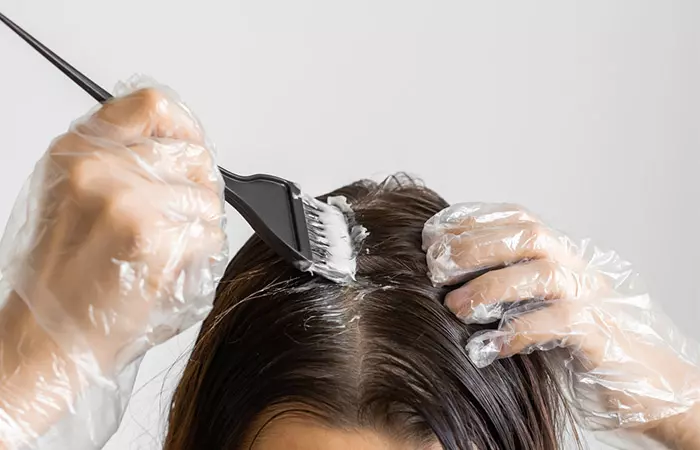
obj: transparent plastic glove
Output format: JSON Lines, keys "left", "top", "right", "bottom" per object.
{"left": 423, "top": 203, "right": 700, "bottom": 449}
{"left": 0, "top": 76, "right": 228, "bottom": 449}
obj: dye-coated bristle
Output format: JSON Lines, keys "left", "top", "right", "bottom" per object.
{"left": 300, "top": 194, "right": 357, "bottom": 283}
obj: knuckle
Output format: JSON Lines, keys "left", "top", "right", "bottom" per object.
{"left": 425, "top": 244, "right": 441, "bottom": 267}
{"left": 501, "top": 203, "right": 539, "bottom": 222}
{"left": 208, "top": 227, "right": 227, "bottom": 249}
{"left": 68, "top": 157, "right": 97, "bottom": 193}
{"left": 106, "top": 190, "right": 132, "bottom": 217}
{"left": 426, "top": 243, "right": 458, "bottom": 286}
{"left": 187, "top": 143, "right": 214, "bottom": 170}
{"left": 47, "top": 133, "right": 71, "bottom": 156}
{"left": 504, "top": 314, "right": 527, "bottom": 334}
{"left": 207, "top": 187, "right": 222, "bottom": 205}
{"left": 132, "top": 140, "right": 159, "bottom": 161}
{"left": 525, "top": 221, "right": 546, "bottom": 239}
{"left": 131, "top": 88, "right": 167, "bottom": 113}
{"left": 452, "top": 233, "right": 475, "bottom": 255}
{"left": 66, "top": 151, "right": 124, "bottom": 197}
{"left": 212, "top": 226, "right": 226, "bottom": 241}
{"left": 105, "top": 189, "right": 142, "bottom": 229}
{"left": 429, "top": 234, "right": 452, "bottom": 258}
{"left": 48, "top": 132, "right": 85, "bottom": 157}
{"left": 523, "top": 222, "right": 553, "bottom": 257}
{"left": 539, "top": 260, "right": 578, "bottom": 298}
{"left": 439, "top": 203, "right": 476, "bottom": 223}
{"left": 202, "top": 189, "right": 225, "bottom": 219}
{"left": 553, "top": 303, "right": 575, "bottom": 329}
{"left": 502, "top": 202, "right": 528, "bottom": 213}
{"left": 540, "top": 259, "right": 562, "bottom": 279}
{"left": 421, "top": 225, "right": 440, "bottom": 249}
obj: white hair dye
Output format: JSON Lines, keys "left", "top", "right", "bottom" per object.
{"left": 301, "top": 195, "right": 368, "bottom": 284}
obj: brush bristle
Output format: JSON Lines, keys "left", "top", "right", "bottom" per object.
{"left": 300, "top": 194, "right": 357, "bottom": 283}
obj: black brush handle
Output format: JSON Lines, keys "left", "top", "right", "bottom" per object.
{"left": 0, "top": 12, "right": 237, "bottom": 180}
{"left": 0, "top": 13, "right": 112, "bottom": 103}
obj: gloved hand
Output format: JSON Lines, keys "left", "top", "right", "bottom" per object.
{"left": 423, "top": 203, "right": 700, "bottom": 449}
{"left": 0, "top": 77, "right": 228, "bottom": 449}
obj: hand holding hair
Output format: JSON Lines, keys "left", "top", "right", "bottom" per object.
{"left": 423, "top": 203, "right": 700, "bottom": 449}
{"left": 0, "top": 77, "right": 228, "bottom": 449}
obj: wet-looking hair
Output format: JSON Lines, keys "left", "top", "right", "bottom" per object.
{"left": 163, "top": 176, "right": 578, "bottom": 450}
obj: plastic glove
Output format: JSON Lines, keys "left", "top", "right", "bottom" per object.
{"left": 423, "top": 203, "right": 700, "bottom": 449}
{"left": 0, "top": 76, "right": 228, "bottom": 449}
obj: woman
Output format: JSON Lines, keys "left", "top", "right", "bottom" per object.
{"left": 164, "top": 176, "right": 576, "bottom": 449}
{"left": 0, "top": 84, "right": 698, "bottom": 449}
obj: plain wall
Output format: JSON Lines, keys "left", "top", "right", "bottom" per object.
{"left": 0, "top": 1, "right": 698, "bottom": 448}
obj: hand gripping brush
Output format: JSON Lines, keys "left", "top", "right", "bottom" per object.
{"left": 0, "top": 12, "right": 357, "bottom": 283}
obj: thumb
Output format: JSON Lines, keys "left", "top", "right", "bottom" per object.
{"left": 74, "top": 88, "right": 204, "bottom": 144}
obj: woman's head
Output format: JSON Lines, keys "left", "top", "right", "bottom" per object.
{"left": 164, "top": 175, "right": 576, "bottom": 450}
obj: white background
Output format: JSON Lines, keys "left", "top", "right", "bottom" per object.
{"left": 0, "top": 1, "right": 698, "bottom": 448}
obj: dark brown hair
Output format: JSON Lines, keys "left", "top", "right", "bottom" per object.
{"left": 164, "top": 175, "right": 577, "bottom": 450}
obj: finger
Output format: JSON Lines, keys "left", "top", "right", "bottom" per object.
{"left": 161, "top": 184, "right": 225, "bottom": 224}
{"left": 426, "top": 222, "right": 578, "bottom": 286}
{"left": 141, "top": 222, "right": 227, "bottom": 294}
{"left": 69, "top": 147, "right": 223, "bottom": 218}
{"left": 466, "top": 301, "right": 607, "bottom": 369}
{"left": 93, "top": 209, "right": 226, "bottom": 299}
{"left": 98, "top": 184, "right": 225, "bottom": 285}
{"left": 68, "top": 150, "right": 144, "bottom": 200}
{"left": 125, "top": 139, "right": 220, "bottom": 193}
{"left": 70, "top": 217, "right": 226, "bottom": 347}
{"left": 422, "top": 203, "right": 540, "bottom": 250}
{"left": 47, "top": 130, "right": 133, "bottom": 168}
{"left": 74, "top": 88, "right": 204, "bottom": 144}
{"left": 446, "top": 260, "right": 600, "bottom": 323}
{"left": 88, "top": 182, "right": 224, "bottom": 250}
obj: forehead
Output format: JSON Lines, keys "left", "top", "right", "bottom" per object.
{"left": 245, "top": 413, "right": 441, "bottom": 450}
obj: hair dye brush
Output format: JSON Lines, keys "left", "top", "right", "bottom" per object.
{"left": 0, "top": 12, "right": 356, "bottom": 283}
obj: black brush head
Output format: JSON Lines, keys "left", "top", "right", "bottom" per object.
{"left": 220, "top": 169, "right": 356, "bottom": 282}
{"left": 221, "top": 168, "right": 312, "bottom": 265}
